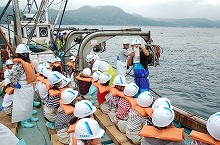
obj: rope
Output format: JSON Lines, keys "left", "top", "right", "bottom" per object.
{"left": 56, "top": 0, "right": 68, "bottom": 35}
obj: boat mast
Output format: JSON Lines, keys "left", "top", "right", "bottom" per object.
{"left": 27, "top": 0, "right": 47, "bottom": 44}
{"left": 51, "top": 0, "right": 66, "bottom": 32}
{"left": 13, "top": 0, "right": 22, "bottom": 45}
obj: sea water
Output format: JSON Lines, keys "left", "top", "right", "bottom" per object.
{"left": 66, "top": 25, "right": 220, "bottom": 119}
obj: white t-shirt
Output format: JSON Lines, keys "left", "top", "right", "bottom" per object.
{"left": 2, "top": 93, "right": 13, "bottom": 107}
{"left": 119, "top": 49, "right": 129, "bottom": 62}
{"left": 92, "top": 60, "right": 109, "bottom": 72}
{"left": 35, "top": 82, "right": 48, "bottom": 99}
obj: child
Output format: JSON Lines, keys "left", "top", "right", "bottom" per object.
{"left": 44, "top": 71, "right": 62, "bottom": 129}
{"left": 55, "top": 88, "right": 78, "bottom": 144}
{"left": 2, "top": 78, "right": 14, "bottom": 115}
{"left": 97, "top": 72, "right": 111, "bottom": 114}
{"left": 152, "top": 97, "right": 173, "bottom": 111}
{"left": 3, "top": 59, "right": 14, "bottom": 79}
{"left": 68, "top": 100, "right": 97, "bottom": 145}
{"left": 35, "top": 65, "right": 48, "bottom": 104}
{"left": 47, "top": 58, "right": 54, "bottom": 70}
{"left": 76, "top": 68, "right": 92, "bottom": 98}
{"left": 52, "top": 57, "right": 62, "bottom": 73}
{"left": 189, "top": 112, "right": 220, "bottom": 145}
{"left": 108, "top": 75, "right": 126, "bottom": 122}
{"left": 89, "top": 71, "right": 101, "bottom": 106}
{"left": 114, "top": 83, "right": 139, "bottom": 133}
{"left": 59, "top": 74, "right": 72, "bottom": 90}
{"left": 74, "top": 118, "right": 105, "bottom": 145}
{"left": 126, "top": 91, "right": 153, "bottom": 144}
{"left": 140, "top": 106, "right": 186, "bottom": 145}
{"left": 66, "top": 56, "right": 75, "bottom": 78}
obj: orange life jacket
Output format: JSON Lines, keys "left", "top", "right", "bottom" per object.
{"left": 48, "top": 89, "right": 61, "bottom": 97}
{"left": 59, "top": 99, "right": 75, "bottom": 115}
{"left": 68, "top": 122, "right": 77, "bottom": 133}
{"left": 1, "top": 81, "right": 5, "bottom": 87}
{"left": 145, "top": 108, "right": 153, "bottom": 118}
{"left": 189, "top": 130, "right": 220, "bottom": 145}
{"left": 13, "top": 58, "right": 36, "bottom": 84}
{"left": 75, "top": 75, "right": 92, "bottom": 83}
{"left": 134, "top": 106, "right": 153, "bottom": 117}
{"left": 66, "top": 61, "right": 74, "bottom": 68}
{"left": 36, "top": 75, "right": 44, "bottom": 82}
{"left": 97, "top": 84, "right": 110, "bottom": 94}
{"left": 41, "top": 79, "right": 50, "bottom": 90}
{"left": 139, "top": 125, "right": 185, "bottom": 142}
{"left": 91, "top": 80, "right": 99, "bottom": 88}
{"left": 5, "top": 87, "right": 14, "bottom": 95}
{"left": 110, "top": 86, "right": 121, "bottom": 97}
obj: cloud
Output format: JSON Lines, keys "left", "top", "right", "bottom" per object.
{"left": 0, "top": 0, "right": 219, "bottom": 20}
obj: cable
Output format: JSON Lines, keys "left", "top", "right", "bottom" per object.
{"left": 36, "top": 121, "right": 48, "bottom": 145}
{"left": 56, "top": 0, "right": 68, "bottom": 35}
{"left": 0, "top": 24, "right": 56, "bottom": 55}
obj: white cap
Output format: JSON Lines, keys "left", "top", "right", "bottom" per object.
{"left": 82, "top": 68, "right": 92, "bottom": 76}
{"left": 152, "top": 105, "right": 174, "bottom": 127}
{"left": 60, "top": 74, "right": 71, "bottom": 88}
{"left": 206, "top": 112, "right": 220, "bottom": 141}
{"left": 131, "top": 39, "right": 141, "bottom": 46}
{"left": 124, "top": 83, "right": 139, "bottom": 96}
{"left": 74, "top": 118, "right": 105, "bottom": 140}
{"left": 61, "top": 88, "right": 78, "bottom": 104}
{"left": 5, "top": 60, "right": 14, "bottom": 65}
{"left": 113, "top": 75, "right": 126, "bottom": 86}
{"left": 99, "top": 72, "right": 112, "bottom": 84}
{"left": 74, "top": 100, "right": 96, "bottom": 118}
{"left": 16, "top": 44, "right": 32, "bottom": 53}
{"left": 152, "top": 97, "right": 173, "bottom": 111}
{"left": 92, "top": 71, "right": 101, "bottom": 81}
{"left": 86, "top": 54, "right": 96, "bottom": 63}
{"left": 47, "top": 58, "right": 54, "bottom": 63}
{"left": 43, "top": 70, "right": 52, "bottom": 78}
{"left": 137, "top": 91, "right": 153, "bottom": 107}
{"left": 70, "top": 56, "right": 76, "bottom": 61}
{"left": 55, "top": 57, "right": 61, "bottom": 62}
{"left": 39, "top": 66, "right": 47, "bottom": 75}
{"left": 47, "top": 71, "right": 62, "bottom": 85}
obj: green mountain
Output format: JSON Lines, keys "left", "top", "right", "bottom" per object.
{"left": 1, "top": 5, "right": 220, "bottom": 28}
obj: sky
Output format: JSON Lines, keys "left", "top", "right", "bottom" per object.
{"left": 1, "top": 0, "right": 220, "bottom": 20}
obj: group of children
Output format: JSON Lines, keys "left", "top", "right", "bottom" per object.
{"left": 1, "top": 43, "right": 220, "bottom": 145}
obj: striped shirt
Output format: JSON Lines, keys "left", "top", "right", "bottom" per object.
{"left": 105, "top": 92, "right": 120, "bottom": 111}
{"left": 46, "top": 94, "right": 60, "bottom": 108}
{"left": 127, "top": 108, "right": 146, "bottom": 131}
{"left": 55, "top": 107, "right": 76, "bottom": 131}
{"left": 116, "top": 97, "right": 131, "bottom": 119}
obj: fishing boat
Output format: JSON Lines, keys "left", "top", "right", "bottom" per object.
{"left": 0, "top": 1, "right": 211, "bottom": 145}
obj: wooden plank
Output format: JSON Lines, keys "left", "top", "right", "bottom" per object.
{"left": 51, "top": 134, "right": 64, "bottom": 145}
{"left": 11, "top": 128, "right": 17, "bottom": 135}
{"left": 106, "top": 126, "right": 128, "bottom": 145}
{"left": 94, "top": 112, "right": 114, "bottom": 129}
{"left": 94, "top": 108, "right": 103, "bottom": 115}
{"left": 0, "top": 110, "right": 18, "bottom": 134}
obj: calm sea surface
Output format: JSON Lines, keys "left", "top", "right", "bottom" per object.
{"left": 67, "top": 25, "right": 220, "bottom": 119}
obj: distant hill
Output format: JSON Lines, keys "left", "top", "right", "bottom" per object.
{"left": 1, "top": 5, "right": 220, "bottom": 28}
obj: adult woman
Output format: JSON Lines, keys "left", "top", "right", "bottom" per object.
{"left": 9, "top": 44, "right": 38, "bottom": 127}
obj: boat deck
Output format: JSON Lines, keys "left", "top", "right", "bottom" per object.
{"left": 0, "top": 96, "right": 114, "bottom": 145}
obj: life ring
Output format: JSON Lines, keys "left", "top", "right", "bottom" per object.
{"left": 156, "top": 45, "right": 161, "bottom": 58}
